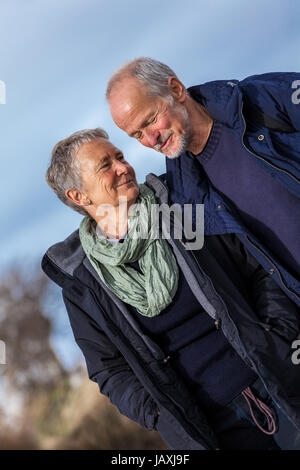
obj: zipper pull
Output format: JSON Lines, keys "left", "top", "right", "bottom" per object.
{"left": 163, "top": 355, "right": 171, "bottom": 364}
{"left": 215, "top": 318, "right": 221, "bottom": 330}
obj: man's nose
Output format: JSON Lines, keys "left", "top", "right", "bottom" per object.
{"left": 144, "top": 129, "right": 160, "bottom": 148}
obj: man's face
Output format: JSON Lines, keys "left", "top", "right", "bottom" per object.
{"left": 76, "top": 138, "right": 139, "bottom": 209}
{"left": 109, "top": 78, "right": 191, "bottom": 159}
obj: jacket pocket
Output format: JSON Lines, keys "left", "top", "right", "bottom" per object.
{"left": 155, "top": 407, "right": 209, "bottom": 450}
{"left": 257, "top": 319, "right": 300, "bottom": 343}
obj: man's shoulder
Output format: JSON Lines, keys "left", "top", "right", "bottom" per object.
{"left": 188, "top": 72, "right": 299, "bottom": 103}
{"left": 188, "top": 79, "right": 240, "bottom": 104}
{"left": 239, "top": 71, "right": 300, "bottom": 87}
{"left": 239, "top": 72, "right": 300, "bottom": 122}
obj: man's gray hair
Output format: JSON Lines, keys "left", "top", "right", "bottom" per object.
{"left": 106, "top": 57, "right": 179, "bottom": 101}
{"left": 46, "top": 128, "right": 109, "bottom": 216}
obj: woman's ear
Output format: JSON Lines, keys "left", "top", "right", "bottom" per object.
{"left": 65, "top": 188, "right": 91, "bottom": 207}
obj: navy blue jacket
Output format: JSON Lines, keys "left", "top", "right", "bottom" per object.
{"left": 166, "top": 73, "right": 300, "bottom": 308}
{"left": 42, "top": 174, "right": 300, "bottom": 450}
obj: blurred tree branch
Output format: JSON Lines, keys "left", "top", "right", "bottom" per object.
{"left": 0, "top": 266, "right": 67, "bottom": 393}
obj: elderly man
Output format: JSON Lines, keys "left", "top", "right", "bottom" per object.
{"left": 42, "top": 128, "right": 300, "bottom": 450}
{"left": 107, "top": 58, "right": 300, "bottom": 310}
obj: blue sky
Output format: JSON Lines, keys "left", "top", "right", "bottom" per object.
{"left": 0, "top": 0, "right": 299, "bottom": 367}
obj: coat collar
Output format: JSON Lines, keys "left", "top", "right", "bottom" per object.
{"left": 188, "top": 80, "right": 244, "bottom": 131}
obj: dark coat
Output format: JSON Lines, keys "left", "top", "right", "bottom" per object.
{"left": 42, "top": 174, "right": 300, "bottom": 450}
{"left": 166, "top": 72, "right": 300, "bottom": 307}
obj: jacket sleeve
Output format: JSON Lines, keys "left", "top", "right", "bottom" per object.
{"left": 239, "top": 72, "right": 300, "bottom": 132}
{"left": 62, "top": 292, "right": 159, "bottom": 430}
{"left": 221, "top": 234, "right": 300, "bottom": 335}
{"left": 248, "top": 263, "right": 300, "bottom": 337}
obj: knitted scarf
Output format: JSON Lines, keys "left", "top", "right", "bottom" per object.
{"left": 79, "top": 184, "right": 179, "bottom": 317}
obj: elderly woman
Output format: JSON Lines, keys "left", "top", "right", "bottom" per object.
{"left": 42, "top": 128, "right": 300, "bottom": 450}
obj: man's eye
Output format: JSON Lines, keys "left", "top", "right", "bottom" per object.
{"left": 147, "top": 116, "right": 156, "bottom": 125}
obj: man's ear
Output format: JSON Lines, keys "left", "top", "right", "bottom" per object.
{"left": 65, "top": 188, "right": 90, "bottom": 207}
{"left": 167, "top": 77, "right": 187, "bottom": 103}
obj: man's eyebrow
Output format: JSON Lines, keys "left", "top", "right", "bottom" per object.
{"left": 129, "top": 113, "right": 155, "bottom": 137}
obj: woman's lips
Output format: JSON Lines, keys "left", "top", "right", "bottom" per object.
{"left": 116, "top": 179, "right": 134, "bottom": 188}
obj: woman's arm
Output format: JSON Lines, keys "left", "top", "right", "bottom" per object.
{"left": 63, "top": 293, "right": 160, "bottom": 430}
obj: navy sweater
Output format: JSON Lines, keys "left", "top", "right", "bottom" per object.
{"left": 125, "top": 251, "right": 257, "bottom": 415}
{"left": 194, "top": 120, "right": 300, "bottom": 278}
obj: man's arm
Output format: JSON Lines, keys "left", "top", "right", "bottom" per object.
{"left": 249, "top": 264, "right": 300, "bottom": 338}
{"left": 219, "top": 233, "right": 300, "bottom": 337}
{"left": 240, "top": 72, "right": 300, "bottom": 132}
{"left": 63, "top": 292, "right": 159, "bottom": 430}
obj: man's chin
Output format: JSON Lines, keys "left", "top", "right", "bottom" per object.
{"left": 164, "top": 135, "right": 189, "bottom": 159}
{"left": 163, "top": 143, "right": 181, "bottom": 159}
{"left": 165, "top": 146, "right": 185, "bottom": 159}
{"left": 165, "top": 150, "right": 182, "bottom": 159}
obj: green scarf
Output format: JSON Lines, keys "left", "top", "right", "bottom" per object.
{"left": 79, "top": 184, "right": 179, "bottom": 317}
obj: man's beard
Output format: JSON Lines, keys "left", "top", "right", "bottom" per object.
{"left": 154, "top": 106, "right": 191, "bottom": 159}
{"left": 165, "top": 131, "right": 190, "bottom": 159}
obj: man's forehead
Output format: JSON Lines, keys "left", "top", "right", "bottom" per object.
{"left": 110, "top": 78, "right": 151, "bottom": 110}
{"left": 110, "top": 76, "right": 147, "bottom": 99}
{"left": 110, "top": 80, "right": 157, "bottom": 131}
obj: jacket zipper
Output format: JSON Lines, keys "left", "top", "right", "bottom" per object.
{"left": 176, "top": 238, "right": 285, "bottom": 414}
{"left": 240, "top": 101, "right": 300, "bottom": 185}
{"left": 240, "top": 102, "right": 300, "bottom": 302}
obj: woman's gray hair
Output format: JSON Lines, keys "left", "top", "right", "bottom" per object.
{"left": 106, "top": 57, "right": 179, "bottom": 101}
{"left": 46, "top": 128, "right": 109, "bottom": 216}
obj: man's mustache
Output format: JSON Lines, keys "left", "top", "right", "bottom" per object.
{"left": 154, "top": 131, "right": 173, "bottom": 151}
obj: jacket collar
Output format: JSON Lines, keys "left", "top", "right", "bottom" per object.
{"left": 188, "top": 80, "right": 244, "bottom": 131}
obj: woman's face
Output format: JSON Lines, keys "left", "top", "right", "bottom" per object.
{"left": 75, "top": 138, "right": 139, "bottom": 211}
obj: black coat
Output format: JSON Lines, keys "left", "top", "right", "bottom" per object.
{"left": 42, "top": 174, "right": 300, "bottom": 450}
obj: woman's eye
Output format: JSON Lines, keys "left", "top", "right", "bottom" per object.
{"left": 100, "top": 163, "right": 110, "bottom": 170}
